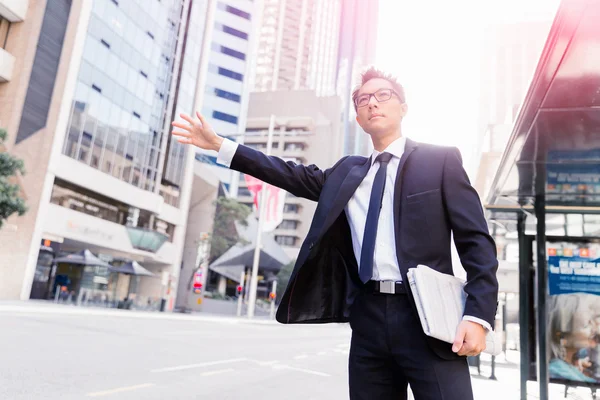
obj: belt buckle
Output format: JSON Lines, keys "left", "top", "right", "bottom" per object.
{"left": 379, "top": 281, "right": 395, "bottom": 294}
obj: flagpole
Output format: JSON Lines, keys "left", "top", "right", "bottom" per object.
{"left": 247, "top": 114, "right": 276, "bottom": 319}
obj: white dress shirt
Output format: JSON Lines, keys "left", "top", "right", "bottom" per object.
{"left": 345, "top": 136, "right": 405, "bottom": 282}
{"left": 216, "top": 137, "right": 491, "bottom": 331}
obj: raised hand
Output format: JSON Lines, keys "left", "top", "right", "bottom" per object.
{"left": 171, "top": 112, "right": 223, "bottom": 152}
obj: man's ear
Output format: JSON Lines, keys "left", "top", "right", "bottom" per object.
{"left": 355, "top": 115, "right": 363, "bottom": 129}
{"left": 400, "top": 103, "right": 408, "bottom": 117}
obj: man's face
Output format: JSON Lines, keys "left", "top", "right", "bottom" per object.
{"left": 355, "top": 78, "right": 407, "bottom": 136}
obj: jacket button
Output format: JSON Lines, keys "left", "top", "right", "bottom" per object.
{"left": 309, "top": 242, "right": 314, "bottom": 250}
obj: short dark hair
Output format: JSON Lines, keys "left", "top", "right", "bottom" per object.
{"left": 351, "top": 66, "right": 406, "bottom": 111}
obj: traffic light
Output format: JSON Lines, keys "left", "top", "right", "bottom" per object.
{"left": 236, "top": 285, "right": 243, "bottom": 295}
{"left": 269, "top": 292, "right": 276, "bottom": 301}
{"left": 193, "top": 272, "right": 202, "bottom": 289}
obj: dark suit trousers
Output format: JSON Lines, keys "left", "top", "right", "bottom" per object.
{"left": 348, "top": 290, "right": 474, "bottom": 400}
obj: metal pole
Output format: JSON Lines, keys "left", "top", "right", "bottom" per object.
{"left": 502, "top": 294, "right": 507, "bottom": 356}
{"left": 490, "top": 355, "right": 497, "bottom": 380}
{"left": 517, "top": 211, "right": 530, "bottom": 400}
{"left": 247, "top": 114, "right": 275, "bottom": 318}
{"left": 236, "top": 270, "right": 245, "bottom": 317}
{"left": 270, "top": 280, "right": 277, "bottom": 320}
{"left": 535, "top": 191, "right": 548, "bottom": 400}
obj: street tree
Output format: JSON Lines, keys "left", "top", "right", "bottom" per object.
{"left": 0, "top": 128, "right": 27, "bottom": 229}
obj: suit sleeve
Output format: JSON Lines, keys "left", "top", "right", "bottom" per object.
{"left": 223, "top": 139, "right": 347, "bottom": 202}
{"left": 442, "top": 147, "right": 499, "bottom": 328}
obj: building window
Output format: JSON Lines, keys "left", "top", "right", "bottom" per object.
{"left": 278, "top": 220, "right": 298, "bottom": 230}
{"left": 222, "top": 25, "right": 248, "bottom": 40}
{"left": 218, "top": 67, "right": 243, "bottom": 82}
{"left": 283, "top": 203, "right": 299, "bottom": 213}
{"left": 238, "top": 187, "right": 252, "bottom": 197}
{"left": 218, "top": 3, "right": 251, "bottom": 20}
{"left": 243, "top": 142, "right": 278, "bottom": 150}
{"left": 213, "top": 110, "right": 238, "bottom": 124}
{"left": 285, "top": 143, "right": 305, "bottom": 151}
{"left": 214, "top": 88, "right": 241, "bottom": 103}
{"left": 154, "top": 218, "right": 175, "bottom": 242}
{"left": 212, "top": 43, "right": 245, "bottom": 61}
{"left": 275, "top": 235, "right": 297, "bottom": 246}
{"left": 50, "top": 179, "right": 128, "bottom": 225}
{"left": 0, "top": 16, "right": 10, "bottom": 49}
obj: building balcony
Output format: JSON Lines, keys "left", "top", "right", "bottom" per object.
{"left": 273, "top": 228, "right": 299, "bottom": 237}
{"left": 282, "top": 149, "right": 306, "bottom": 159}
{"left": 0, "top": 47, "right": 14, "bottom": 82}
{"left": 0, "top": 0, "right": 28, "bottom": 22}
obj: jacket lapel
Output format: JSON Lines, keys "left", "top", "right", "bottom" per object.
{"left": 317, "top": 156, "right": 372, "bottom": 240}
{"left": 393, "top": 138, "right": 418, "bottom": 278}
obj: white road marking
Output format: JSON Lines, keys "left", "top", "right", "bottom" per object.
{"left": 293, "top": 354, "right": 308, "bottom": 359}
{"left": 200, "top": 368, "right": 235, "bottom": 377}
{"left": 317, "top": 351, "right": 327, "bottom": 356}
{"left": 272, "top": 364, "right": 331, "bottom": 377}
{"left": 151, "top": 358, "right": 247, "bottom": 373}
{"left": 86, "top": 383, "right": 155, "bottom": 397}
{"left": 253, "top": 360, "right": 279, "bottom": 366}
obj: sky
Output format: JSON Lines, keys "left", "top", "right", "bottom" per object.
{"left": 375, "top": 0, "right": 561, "bottom": 176}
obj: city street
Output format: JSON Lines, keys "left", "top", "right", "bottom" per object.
{"left": 0, "top": 302, "right": 595, "bottom": 400}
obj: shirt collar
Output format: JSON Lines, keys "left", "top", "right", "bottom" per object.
{"left": 370, "top": 136, "right": 407, "bottom": 166}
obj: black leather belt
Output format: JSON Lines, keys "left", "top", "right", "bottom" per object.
{"left": 365, "top": 280, "right": 407, "bottom": 295}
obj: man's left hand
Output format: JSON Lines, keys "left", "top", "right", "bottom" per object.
{"left": 452, "top": 320, "right": 486, "bottom": 356}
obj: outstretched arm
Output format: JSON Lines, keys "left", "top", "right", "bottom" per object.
{"left": 172, "top": 112, "right": 344, "bottom": 201}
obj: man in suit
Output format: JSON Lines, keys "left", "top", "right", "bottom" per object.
{"left": 172, "top": 67, "right": 499, "bottom": 399}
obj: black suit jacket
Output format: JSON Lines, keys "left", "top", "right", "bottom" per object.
{"left": 229, "top": 138, "right": 499, "bottom": 359}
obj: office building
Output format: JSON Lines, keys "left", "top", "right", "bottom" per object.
{"left": 252, "top": 0, "right": 341, "bottom": 96}
{"left": 0, "top": 0, "right": 207, "bottom": 310}
{"left": 336, "top": 0, "right": 379, "bottom": 156}
{"left": 194, "top": 0, "right": 260, "bottom": 199}
{"left": 235, "top": 90, "right": 344, "bottom": 259}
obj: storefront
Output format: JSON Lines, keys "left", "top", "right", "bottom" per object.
{"left": 485, "top": 0, "right": 600, "bottom": 398}
{"left": 29, "top": 195, "right": 177, "bottom": 310}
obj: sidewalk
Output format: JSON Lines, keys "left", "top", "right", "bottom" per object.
{"left": 0, "top": 299, "right": 278, "bottom": 325}
{"left": 469, "top": 351, "right": 596, "bottom": 400}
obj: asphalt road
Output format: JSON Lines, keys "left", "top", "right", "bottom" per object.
{"left": 0, "top": 302, "right": 595, "bottom": 400}
{"left": 0, "top": 304, "right": 351, "bottom": 400}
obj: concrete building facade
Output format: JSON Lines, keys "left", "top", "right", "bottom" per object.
{"left": 235, "top": 90, "right": 344, "bottom": 260}
{"left": 0, "top": 0, "right": 209, "bottom": 310}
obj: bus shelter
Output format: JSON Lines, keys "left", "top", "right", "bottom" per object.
{"left": 485, "top": 0, "right": 600, "bottom": 398}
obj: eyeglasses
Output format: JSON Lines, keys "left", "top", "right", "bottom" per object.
{"left": 354, "top": 88, "right": 400, "bottom": 108}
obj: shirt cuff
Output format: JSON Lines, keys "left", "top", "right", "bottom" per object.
{"left": 216, "top": 138, "right": 239, "bottom": 168}
{"left": 463, "top": 316, "right": 492, "bottom": 331}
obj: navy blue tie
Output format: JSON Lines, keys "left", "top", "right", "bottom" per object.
{"left": 359, "top": 152, "right": 394, "bottom": 283}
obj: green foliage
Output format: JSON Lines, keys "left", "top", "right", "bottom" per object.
{"left": 276, "top": 259, "right": 296, "bottom": 295}
{"left": 209, "top": 196, "right": 251, "bottom": 262}
{"left": 0, "top": 129, "right": 27, "bottom": 228}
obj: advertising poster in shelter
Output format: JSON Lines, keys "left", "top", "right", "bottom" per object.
{"left": 546, "top": 149, "right": 600, "bottom": 206}
{"left": 547, "top": 243, "right": 600, "bottom": 387}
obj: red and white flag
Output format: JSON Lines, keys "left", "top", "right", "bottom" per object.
{"left": 244, "top": 175, "right": 286, "bottom": 232}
